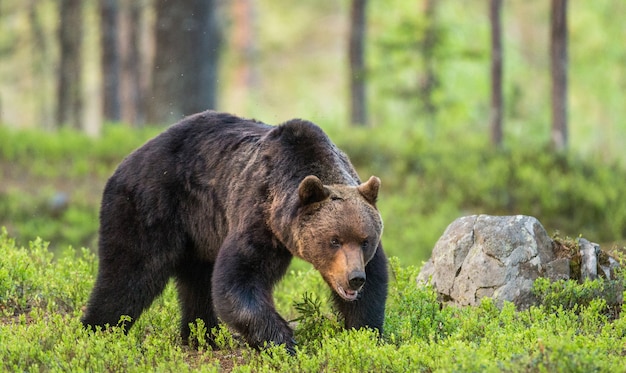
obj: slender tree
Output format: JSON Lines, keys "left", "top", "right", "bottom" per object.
{"left": 550, "top": 0, "right": 568, "bottom": 151}
{"left": 28, "top": 0, "right": 54, "bottom": 130}
{"left": 489, "top": 0, "right": 503, "bottom": 146}
{"left": 100, "top": 0, "right": 149, "bottom": 126}
{"left": 100, "top": 0, "right": 121, "bottom": 122}
{"left": 348, "top": 0, "right": 368, "bottom": 126}
{"left": 148, "top": 0, "right": 222, "bottom": 125}
{"left": 56, "top": 0, "right": 84, "bottom": 129}
{"left": 129, "top": 0, "right": 147, "bottom": 126}
{"left": 119, "top": 0, "right": 147, "bottom": 126}
{"left": 232, "top": 0, "right": 258, "bottom": 89}
{"left": 419, "top": 0, "right": 438, "bottom": 124}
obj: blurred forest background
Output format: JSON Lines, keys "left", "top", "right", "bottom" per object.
{"left": 1, "top": 0, "right": 626, "bottom": 265}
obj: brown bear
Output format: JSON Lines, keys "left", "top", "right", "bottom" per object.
{"left": 81, "top": 111, "right": 388, "bottom": 353}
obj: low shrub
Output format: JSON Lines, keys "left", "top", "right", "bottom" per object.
{"left": 2, "top": 229, "right": 626, "bottom": 371}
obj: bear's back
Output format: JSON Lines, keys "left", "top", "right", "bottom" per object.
{"left": 163, "top": 111, "right": 272, "bottom": 155}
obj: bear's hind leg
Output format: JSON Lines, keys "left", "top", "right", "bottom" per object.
{"left": 175, "top": 260, "right": 219, "bottom": 345}
{"left": 81, "top": 258, "right": 173, "bottom": 332}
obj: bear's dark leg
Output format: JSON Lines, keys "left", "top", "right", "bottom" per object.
{"left": 332, "top": 244, "right": 388, "bottom": 334}
{"left": 82, "top": 211, "right": 179, "bottom": 332}
{"left": 211, "top": 236, "right": 294, "bottom": 352}
{"left": 81, "top": 257, "right": 173, "bottom": 332}
{"left": 175, "top": 259, "right": 219, "bottom": 344}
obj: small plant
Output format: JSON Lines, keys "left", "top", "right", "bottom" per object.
{"left": 532, "top": 277, "right": 622, "bottom": 319}
{"left": 532, "top": 233, "right": 624, "bottom": 319}
{"left": 292, "top": 292, "right": 342, "bottom": 350}
{"left": 384, "top": 257, "right": 459, "bottom": 344}
{"left": 188, "top": 319, "right": 210, "bottom": 351}
{"left": 210, "top": 324, "right": 239, "bottom": 351}
{"left": 116, "top": 314, "right": 132, "bottom": 333}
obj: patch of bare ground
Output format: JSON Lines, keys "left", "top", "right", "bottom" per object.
{"left": 185, "top": 348, "right": 247, "bottom": 372}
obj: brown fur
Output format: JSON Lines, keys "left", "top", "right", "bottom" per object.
{"left": 292, "top": 176, "right": 382, "bottom": 301}
{"left": 81, "top": 111, "right": 389, "bottom": 353}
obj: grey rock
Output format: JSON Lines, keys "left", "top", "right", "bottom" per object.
{"left": 579, "top": 238, "right": 599, "bottom": 280}
{"left": 417, "top": 215, "right": 622, "bottom": 310}
{"left": 545, "top": 258, "right": 570, "bottom": 281}
{"left": 417, "top": 215, "right": 554, "bottom": 309}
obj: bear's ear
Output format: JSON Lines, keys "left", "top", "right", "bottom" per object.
{"left": 358, "top": 176, "right": 381, "bottom": 205}
{"left": 298, "top": 175, "right": 331, "bottom": 205}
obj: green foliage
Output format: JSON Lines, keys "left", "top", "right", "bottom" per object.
{"left": 0, "top": 189, "right": 98, "bottom": 252}
{"left": 1, "top": 309, "right": 221, "bottom": 372}
{"left": 211, "top": 324, "right": 240, "bottom": 352}
{"left": 366, "top": 1, "right": 626, "bottom": 162}
{"left": 188, "top": 319, "right": 210, "bottom": 351}
{"left": 0, "top": 230, "right": 219, "bottom": 371}
{"left": 0, "top": 124, "right": 161, "bottom": 252}
{"left": 367, "top": 0, "right": 496, "bottom": 144}
{"left": 0, "top": 125, "right": 161, "bottom": 178}
{"left": 292, "top": 292, "right": 342, "bottom": 350}
{"left": 384, "top": 257, "right": 459, "bottom": 344}
{"left": 2, "top": 229, "right": 626, "bottom": 371}
{"left": 533, "top": 277, "right": 623, "bottom": 319}
{"left": 0, "top": 228, "right": 93, "bottom": 316}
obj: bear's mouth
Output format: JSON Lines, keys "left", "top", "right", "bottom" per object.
{"left": 336, "top": 285, "right": 359, "bottom": 302}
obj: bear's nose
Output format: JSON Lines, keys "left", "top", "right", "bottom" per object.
{"left": 348, "top": 270, "right": 366, "bottom": 290}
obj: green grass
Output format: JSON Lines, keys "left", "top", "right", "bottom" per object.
{"left": 2, "top": 230, "right": 626, "bottom": 371}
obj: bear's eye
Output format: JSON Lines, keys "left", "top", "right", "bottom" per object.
{"left": 361, "top": 240, "right": 369, "bottom": 249}
{"left": 330, "top": 238, "right": 341, "bottom": 248}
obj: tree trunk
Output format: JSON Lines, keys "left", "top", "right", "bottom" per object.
{"left": 148, "top": 0, "right": 222, "bottom": 125}
{"left": 56, "top": 0, "right": 84, "bottom": 129}
{"left": 28, "top": 0, "right": 54, "bottom": 130}
{"left": 348, "top": 0, "right": 368, "bottom": 126}
{"left": 420, "top": 0, "right": 438, "bottom": 126}
{"left": 118, "top": 0, "right": 147, "bottom": 126}
{"left": 231, "top": 0, "right": 258, "bottom": 112}
{"left": 127, "top": 1, "right": 145, "bottom": 126}
{"left": 550, "top": 0, "right": 568, "bottom": 151}
{"left": 100, "top": 0, "right": 121, "bottom": 122}
{"left": 489, "top": 0, "right": 503, "bottom": 147}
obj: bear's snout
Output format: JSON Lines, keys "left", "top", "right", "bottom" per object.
{"left": 348, "top": 270, "right": 366, "bottom": 290}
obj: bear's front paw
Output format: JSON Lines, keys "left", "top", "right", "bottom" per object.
{"left": 245, "top": 317, "right": 296, "bottom": 354}
{"left": 285, "top": 337, "right": 297, "bottom": 355}
{"left": 267, "top": 334, "right": 297, "bottom": 355}
{"left": 268, "top": 322, "right": 297, "bottom": 354}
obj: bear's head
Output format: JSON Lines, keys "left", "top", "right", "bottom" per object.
{"left": 294, "top": 175, "right": 383, "bottom": 301}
